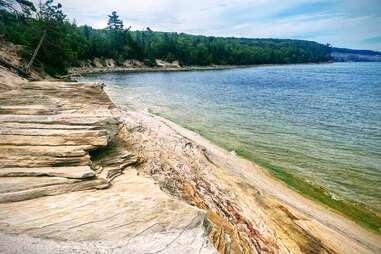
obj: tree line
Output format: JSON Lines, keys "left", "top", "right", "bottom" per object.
{"left": 0, "top": 0, "right": 332, "bottom": 75}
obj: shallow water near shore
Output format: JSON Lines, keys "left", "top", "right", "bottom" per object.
{"left": 77, "top": 62, "right": 381, "bottom": 232}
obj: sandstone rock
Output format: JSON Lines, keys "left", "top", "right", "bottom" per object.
{"left": 93, "top": 58, "right": 105, "bottom": 67}
{"left": 0, "top": 114, "right": 119, "bottom": 126}
{"left": 0, "top": 134, "right": 109, "bottom": 147}
{"left": 0, "top": 178, "right": 109, "bottom": 203}
{"left": 0, "top": 177, "right": 81, "bottom": 194}
{"left": 0, "top": 171, "right": 216, "bottom": 253}
{"left": 91, "top": 142, "right": 140, "bottom": 181}
{"left": 155, "top": 59, "right": 181, "bottom": 68}
{"left": 116, "top": 110, "right": 381, "bottom": 254}
{"left": 2, "top": 67, "right": 379, "bottom": 254}
{"left": 0, "top": 166, "right": 95, "bottom": 179}
{"left": 1, "top": 145, "right": 89, "bottom": 157}
{"left": 0, "top": 127, "right": 109, "bottom": 137}
{"left": 105, "top": 59, "right": 116, "bottom": 67}
{"left": 0, "top": 75, "right": 127, "bottom": 204}
{"left": 0, "top": 105, "right": 56, "bottom": 115}
{"left": 0, "top": 122, "right": 102, "bottom": 130}
{"left": 0, "top": 154, "right": 91, "bottom": 168}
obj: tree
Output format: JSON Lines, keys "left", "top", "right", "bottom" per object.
{"left": 26, "top": 0, "right": 69, "bottom": 74}
{"left": 0, "top": 0, "right": 36, "bottom": 16}
{"left": 0, "top": 3, "right": 332, "bottom": 75}
{"left": 82, "top": 25, "right": 91, "bottom": 40}
{"left": 107, "top": 11, "right": 123, "bottom": 30}
{"left": 37, "top": 0, "right": 66, "bottom": 23}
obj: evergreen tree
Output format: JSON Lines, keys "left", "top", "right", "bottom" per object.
{"left": 82, "top": 25, "right": 91, "bottom": 40}
{"left": 30, "top": 0, "right": 69, "bottom": 74}
{"left": 0, "top": 1, "right": 332, "bottom": 75}
{"left": 107, "top": 11, "right": 123, "bottom": 30}
{"left": 38, "top": 0, "right": 66, "bottom": 23}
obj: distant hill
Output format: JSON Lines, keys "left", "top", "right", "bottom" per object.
{"left": 331, "top": 47, "right": 381, "bottom": 62}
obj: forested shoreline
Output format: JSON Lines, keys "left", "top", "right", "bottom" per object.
{"left": 0, "top": 0, "right": 332, "bottom": 75}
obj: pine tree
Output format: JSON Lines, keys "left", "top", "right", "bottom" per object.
{"left": 38, "top": 0, "right": 66, "bottom": 23}
{"left": 107, "top": 11, "right": 123, "bottom": 30}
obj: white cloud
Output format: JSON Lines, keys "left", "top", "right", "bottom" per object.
{"left": 32, "top": 0, "right": 381, "bottom": 50}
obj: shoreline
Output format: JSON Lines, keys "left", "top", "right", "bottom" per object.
{"left": 139, "top": 110, "right": 381, "bottom": 235}
{"left": 1, "top": 65, "right": 380, "bottom": 253}
{"left": 69, "top": 62, "right": 331, "bottom": 77}
{"left": 120, "top": 109, "right": 381, "bottom": 253}
{"left": 69, "top": 65, "right": 249, "bottom": 76}
{"left": 87, "top": 66, "right": 381, "bottom": 235}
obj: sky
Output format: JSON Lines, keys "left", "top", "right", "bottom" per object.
{"left": 33, "top": 0, "right": 381, "bottom": 51}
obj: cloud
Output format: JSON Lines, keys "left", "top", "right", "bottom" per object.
{"left": 32, "top": 0, "right": 381, "bottom": 51}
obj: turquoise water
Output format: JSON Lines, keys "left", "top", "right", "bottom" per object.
{"left": 78, "top": 62, "right": 381, "bottom": 229}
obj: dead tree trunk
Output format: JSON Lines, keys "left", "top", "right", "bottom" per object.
{"left": 0, "top": 57, "right": 31, "bottom": 79}
{"left": 26, "top": 29, "right": 47, "bottom": 71}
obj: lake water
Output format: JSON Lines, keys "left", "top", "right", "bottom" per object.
{"left": 77, "top": 62, "right": 381, "bottom": 230}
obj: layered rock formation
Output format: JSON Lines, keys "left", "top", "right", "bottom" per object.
{"left": 0, "top": 67, "right": 216, "bottom": 253}
{"left": 115, "top": 110, "right": 381, "bottom": 254}
{"left": 0, "top": 79, "right": 121, "bottom": 203}
{"left": 70, "top": 58, "right": 183, "bottom": 75}
{"left": 0, "top": 66, "right": 380, "bottom": 253}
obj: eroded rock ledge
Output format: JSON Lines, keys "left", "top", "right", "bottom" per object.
{"left": 0, "top": 79, "right": 122, "bottom": 202}
{"left": 0, "top": 67, "right": 380, "bottom": 254}
{"left": 0, "top": 68, "right": 216, "bottom": 253}
{"left": 112, "top": 109, "right": 381, "bottom": 253}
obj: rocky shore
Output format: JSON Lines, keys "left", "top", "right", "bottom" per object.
{"left": 0, "top": 66, "right": 380, "bottom": 253}
{"left": 68, "top": 58, "right": 250, "bottom": 76}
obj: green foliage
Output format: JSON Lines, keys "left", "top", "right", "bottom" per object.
{"left": 107, "top": 11, "right": 123, "bottom": 30}
{"left": 37, "top": 0, "right": 66, "bottom": 23}
{"left": 0, "top": 2, "right": 332, "bottom": 75}
{"left": 127, "top": 31, "right": 331, "bottom": 66}
{"left": 34, "top": 0, "right": 71, "bottom": 74}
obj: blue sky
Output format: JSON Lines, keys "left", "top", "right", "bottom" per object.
{"left": 35, "top": 0, "right": 381, "bottom": 51}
